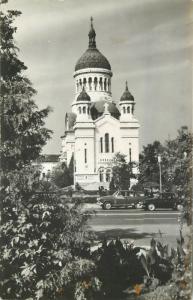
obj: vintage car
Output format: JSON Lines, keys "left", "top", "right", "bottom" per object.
{"left": 97, "top": 190, "right": 147, "bottom": 210}
{"left": 142, "top": 192, "right": 183, "bottom": 211}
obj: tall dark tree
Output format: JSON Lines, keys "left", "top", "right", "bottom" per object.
{"left": 0, "top": 4, "right": 98, "bottom": 300}
{"left": 138, "top": 141, "right": 165, "bottom": 185}
{"left": 110, "top": 152, "right": 135, "bottom": 190}
{"left": 0, "top": 3, "right": 52, "bottom": 171}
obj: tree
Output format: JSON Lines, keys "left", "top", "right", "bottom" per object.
{"left": 138, "top": 127, "right": 192, "bottom": 224}
{"left": 138, "top": 141, "right": 165, "bottom": 185}
{"left": 51, "top": 162, "right": 73, "bottom": 188}
{"left": 164, "top": 127, "right": 192, "bottom": 224}
{"left": 0, "top": 4, "right": 52, "bottom": 171}
{"left": 0, "top": 3, "right": 97, "bottom": 299}
{"left": 110, "top": 153, "right": 134, "bottom": 190}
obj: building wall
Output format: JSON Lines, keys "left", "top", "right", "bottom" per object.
{"left": 61, "top": 113, "right": 140, "bottom": 188}
{"left": 74, "top": 123, "right": 96, "bottom": 184}
{"left": 61, "top": 131, "right": 75, "bottom": 165}
{"left": 38, "top": 162, "right": 58, "bottom": 179}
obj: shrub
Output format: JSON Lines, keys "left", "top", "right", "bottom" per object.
{"left": 0, "top": 167, "right": 97, "bottom": 300}
{"left": 92, "top": 239, "right": 146, "bottom": 298}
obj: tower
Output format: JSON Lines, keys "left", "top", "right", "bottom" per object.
{"left": 119, "top": 82, "right": 140, "bottom": 167}
{"left": 72, "top": 17, "right": 113, "bottom": 113}
{"left": 119, "top": 81, "right": 135, "bottom": 121}
{"left": 73, "top": 87, "right": 95, "bottom": 184}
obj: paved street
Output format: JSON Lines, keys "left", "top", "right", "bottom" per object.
{"left": 87, "top": 206, "right": 190, "bottom": 248}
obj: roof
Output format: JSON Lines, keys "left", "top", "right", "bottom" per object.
{"left": 77, "top": 87, "right": 91, "bottom": 101}
{"left": 90, "top": 100, "right": 120, "bottom": 120}
{"left": 75, "top": 18, "right": 111, "bottom": 72}
{"left": 38, "top": 155, "right": 60, "bottom": 163}
{"left": 75, "top": 48, "right": 111, "bottom": 72}
{"left": 120, "top": 81, "right": 134, "bottom": 101}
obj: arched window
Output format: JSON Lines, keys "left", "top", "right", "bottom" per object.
{"left": 83, "top": 106, "right": 86, "bottom": 114}
{"left": 127, "top": 106, "right": 130, "bottom": 113}
{"left": 123, "top": 107, "right": 126, "bottom": 114}
{"left": 84, "top": 148, "right": 87, "bottom": 164}
{"left": 83, "top": 77, "right": 86, "bottom": 88}
{"left": 79, "top": 79, "right": 82, "bottom": 89}
{"left": 111, "top": 137, "right": 114, "bottom": 153}
{"left": 106, "top": 169, "right": 111, "bottom": 182}
{"left": 87, "top": 107, "right": 90, "bottom": 114}
{"left": 100, "top": 137, "right": 103, "bottom": 153}
{"left": 78, "top": 107, "right": 81, "bottom": 114}
{"left": 105, "top": 133, "right": 109, "bottom": 153}
{"left": 104, "top": 78, "right": 107, "bottom": 91}
{"left": 129, "top": 147, "right": 132, "bottom": 162}
{"left": 107, "top": 79, "right": 110, "bottom": 92}
{"left": 88, "top": 77, "right": 92, "bottom": 90}
{"left": 99, "top": 77, "right": 103, "bottom": 90}
{"left": 132, "top": 106, "right": 134, "bottom": 114}
{"left": 94, "top": 77, "right": 97, "bottom": 90}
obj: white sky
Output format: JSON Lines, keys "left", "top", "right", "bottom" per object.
{"left": 3, "top": 0, "right": 193, "bottom": 154}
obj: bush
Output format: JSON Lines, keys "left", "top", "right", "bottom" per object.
{"left": 0, "top": 167, "right": 98, "bottom": 300}
{"left": 51, "top": 162, "right": 73, "bottom": 188}
{"left": 92, "top": 239, "right": 146, "bottom": 298}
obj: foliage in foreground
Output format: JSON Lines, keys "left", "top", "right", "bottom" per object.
{"left": 0, "top": 168, "right": 98, "bottom": 300}
{"left": 89, "top": 230, "right": 191, "bottom": 300}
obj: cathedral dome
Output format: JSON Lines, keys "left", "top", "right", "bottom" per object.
{"left": 120, "top": 81, "right": 134, "bottom": 101}
{"left": 77, "top": 87, "right": 91, "bottom": 101}
{"left": 91, "top": 100, "right": 120, "bottom": 120}
{"left": 75, "top": 48, "right": 111, "bottom": 71}
{"left": 75, "top": 17, "right": 111, "bottom": 72}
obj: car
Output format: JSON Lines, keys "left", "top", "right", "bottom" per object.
{"left": 142, "top": 192, "right": 183, "bottom": 211}
{"left": 97, "top": 190, "right": 147, "bottom": 210}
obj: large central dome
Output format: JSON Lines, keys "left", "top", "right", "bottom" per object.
{"left": 75, "top": 17, "right": 111, "bottom": 72}
{"left": 75, "top": 48, "right": 111, "bottom": 71}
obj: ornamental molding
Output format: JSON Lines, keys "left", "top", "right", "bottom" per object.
{"left": 73, "top": 68, "right": 113, "bottom": 77}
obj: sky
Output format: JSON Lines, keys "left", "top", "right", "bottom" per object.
{"left": 3, "top": 0, "right": 193, "bottom": 154}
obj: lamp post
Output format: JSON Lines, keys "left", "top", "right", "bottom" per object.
{"left": 158, "top": 155, "right": 162, "bottom": 193}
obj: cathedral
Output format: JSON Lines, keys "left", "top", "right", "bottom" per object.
{"left": 61, "top": 18, "right": 140, "bottom": 189}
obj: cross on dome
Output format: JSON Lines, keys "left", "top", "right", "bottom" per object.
{"left": 125, "top": 80, "right": 128, "bottom": 91}
{"left": 90, "top": 16, "right": 93, "bottom": 26}
{"left": 75, "top": 18, "right": 111, "bottom": 71}
{"left": 88, "top": 16, "right": 96, "bottom": 48}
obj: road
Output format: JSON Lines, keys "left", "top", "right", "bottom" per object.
{"left": 87, "top": 206, "right": 190, "bottom": 248}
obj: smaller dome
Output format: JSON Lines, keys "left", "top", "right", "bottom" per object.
{"left": 120, "top": 81, "right": 134, "bottom": 101}
{"left": 77, "top": 87, "right": 91, "bottom": 101}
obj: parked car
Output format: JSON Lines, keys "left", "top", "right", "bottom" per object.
{"left": 97, "top": 190, "right": 147, "bottom": 210}
{"left": 142, "top": 192, "right": 183, "bottom": 211}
